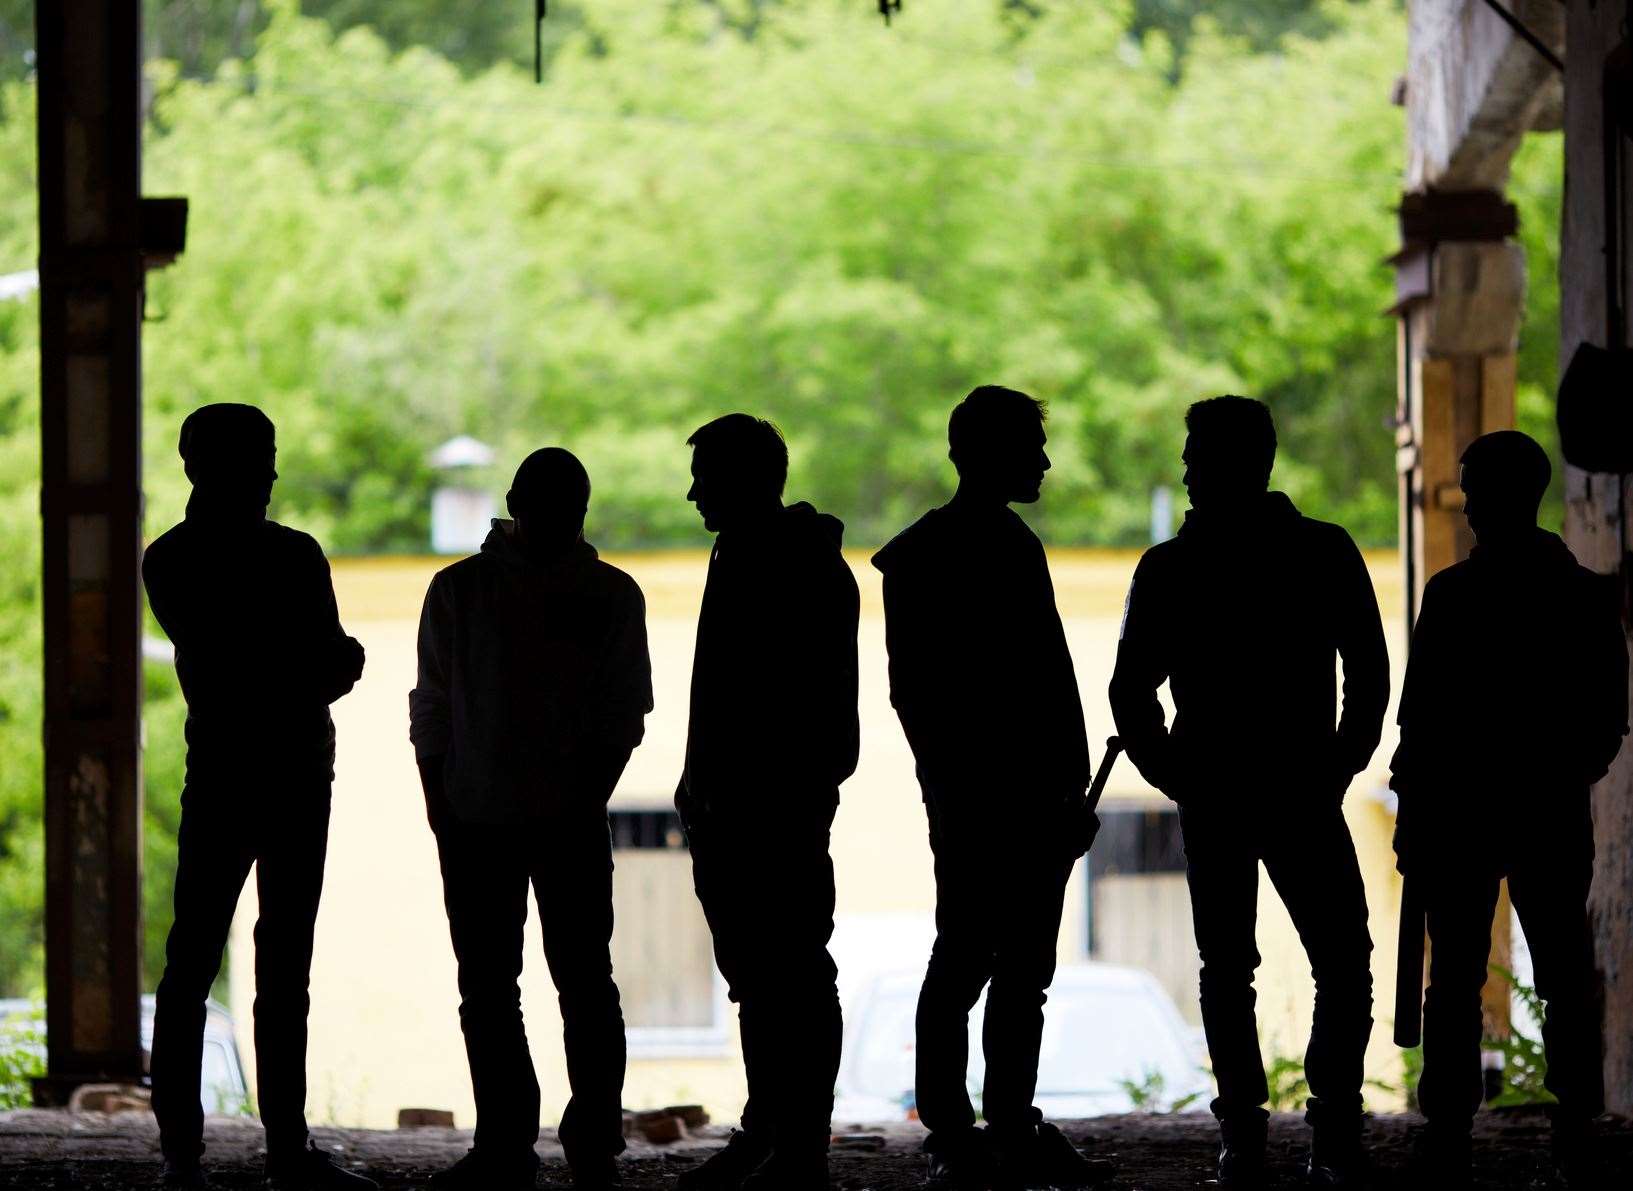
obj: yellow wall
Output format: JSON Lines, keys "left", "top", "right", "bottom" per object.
{"left": 226, "top": 548, "right": 1411, "bottom": 1127}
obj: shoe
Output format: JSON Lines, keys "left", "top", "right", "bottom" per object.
{"left": 1407, "top": 1126, "right": 1470, "bottom": 1190}
{"left": 428, "top": 1147, "right": 541, "bottom": 1190}
{"left": 1306, "top": 1119, "right": 1369, "bottom": 1187}
{"left": 162, "top": 1159, "right": 211, "bottom": 1189}
{"left": 675, "top": 1130, "right": 772, "bottom": 1191}
{"left": 738, "top": 1149, "right": 829, "bottom": 1190}
{"left": 264, "top": 1141, "right": 378, "bottom": 1190}
{"left": 1217, "top": 1114, "right": 1268, "bottom": 1189}
{"left": 1029, "top": 1122, "right": 1114, "bottom": 1187}
{"left": 925, "top": 1128, "right": 993, "bottom": 1190}
{"left": 570, "top": 1154, "right": 626, "bottom": 1190}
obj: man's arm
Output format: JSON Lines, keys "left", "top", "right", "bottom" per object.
{"left": 305, "top": 540, "right": 365, "bottom": 704}
{"left": 408, "top": 575, "right": 453, "bottom": 829}
{"left": 574, "top": 580, "right": 654, "bottom": 805}
{"left": 1579, "top": 575, "right": 1629, "bottom": 784}
{"left": 1108, "top": 554, "right": 1180, "bottom": 797}
{"left": 879, "top": 566, "right": 950, "bottom": 782}
{"left": 821, "top": 555, "right": 862, "bottom": 788}
{"left": 1333, "top": 533, "right": 1390, "bottom": 778}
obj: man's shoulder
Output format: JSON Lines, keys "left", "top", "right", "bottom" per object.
{"left": 263, "top": 520, "right": 327, "bottom": 560}
{"left": 1291, "top": 512, "right": 1361, "bottom": 556}
{"left": 584, "top": 557, "right": 646, "bottom": 606}
{"left": 1133, "top": 536, "right": 1186, "bottom": 578}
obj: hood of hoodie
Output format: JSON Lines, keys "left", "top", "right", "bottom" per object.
{"left": 871, "top": 502, "right": 1023, "bottom": 575}
{"left": 480, "top": 519, "right": 599, "bottom": 575}
{"left": 1468, "top": 526, "right": 1578, "bottom": 573}
{"left": 1177, "top": 490, "right": 1301, "bottom": 544}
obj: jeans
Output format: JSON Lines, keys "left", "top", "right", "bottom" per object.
{"left": 435, "top": 809, "right": 627, "bottom": 1164}
{"left": 152, "top": 785, "right": 331, "bottom": 1164}
{"left": 1178, "top": 799, "right": 1374, "bottom": 1128}
{"left": 684, "top": 796, "right": 841, "bottom": 1156}
{"left": 914, "top": 795, "right": 1076, "bottom": 1145}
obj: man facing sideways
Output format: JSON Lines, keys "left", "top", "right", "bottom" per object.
{"left": 145, "top": 404, "right": 373, "bottom": 1191}
{"left": 674, "top": 414, "right": 859, "bottom": 1191}
{"left": 410, "top": 448, "right": 652, "bottom": 1191}
{"left": 1393, "top": 431, "right": 1627, "bottom": 1189}
{"left": 1109, "top": 396, "right": 1389, "bottom": 1188}
{"left": 872, "top": 385, "right": 1107, "bottom": 1191}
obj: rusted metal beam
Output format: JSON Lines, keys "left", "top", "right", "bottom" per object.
{"left": 34, "top": 0, "right": 147, "bottom": 1101}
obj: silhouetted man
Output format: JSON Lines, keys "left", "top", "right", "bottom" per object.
{"left": 410, "top": 448, "right": 652, "bottom": 1191}
{"left": 674, "top": 414, "right": 858, "bottom": 1191}
{"left": 1392, "top": 431, "right": 1627, "bottom": 1188}
{"left": 144, "top": 404, "right": 372, "bottom": 1191}
{"left": 1109, "top": 396, "right": 1388, "bottom": 1188}
{"left": 873, "top": 386, "right": 1105, "bottom": 1191}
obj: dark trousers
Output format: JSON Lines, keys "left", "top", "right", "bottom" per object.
{"left": 915, "top": 799, "right": 1075, "bottom": 1144}
{"left": 684, "top": 798, "right": 841, "bottom": 1155}
{"left": 435, "top": 809, "right": 627, "bottom": 1164}
{"left": 152, "top": 785, "right": 331, "bottom": 1164}
{"left": 1178, "top": 801, "right": 1374, "bottom": 1128}
{"left": 1419, "top": 853, "right": 1602, "bottom": 1128}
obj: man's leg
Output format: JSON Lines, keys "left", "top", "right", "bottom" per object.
{"left": 1263, "top": 807, "right": 1374, "bottom": 1128}
{"left": 534, "top": 811, "right": 627, "bottom": 1169}
{"left": 915, "top": 804, "right": 996, "bottom": 1148}
{"left": 151, "top": 794, "right": 255, "bottom": 1167}
{"left": 981, "top": 843, "right": 1070, "bottom": 1140}
{"left": 436, "top": 819, "right": 539, "bottom": 1162}
{"left": 252, "top": 789, "right": 332, "bottom": 1163}
{"left": 1418, "top": 872, "right": 1501, "bottom": 1133}
{"left": 1509, "top": 855, "right": 1603, "bottom": 1124}
{"left": 1178, "top": 806, "right": 1269, "bottom": 1125}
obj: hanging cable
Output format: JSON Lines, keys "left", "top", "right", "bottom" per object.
{"left": 1480, "top": 0, "right": 1565, "bottom": 73}
{"left": 535, "top": 0, "right": 547, "bottom": 84}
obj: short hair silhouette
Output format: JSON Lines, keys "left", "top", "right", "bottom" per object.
{"left": 947, "top": 385, "right": 1047, "bottom": 473}
{"left": 177, "top": 403, "right": 274, "bottom": 484}
{"left": 1184, "top": 395, "right": 1277, "bottom": 484}
{"left": 509, "top": 447, "right": 591, "bottom": 516}
{"left": 687, "top": 413, "right": 788, "bottom": 498}
{"left": 1460, "top": 430, "right": 1550, "bottom": 516}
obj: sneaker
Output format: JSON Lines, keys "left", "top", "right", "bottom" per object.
{"left": 925, "top": 1128, "right": 993, "bottom": 1190}
{"left": 1027, "top": 1123, "right": 1115, "bottom": 1187}
{"left": 1217, "top": 1114, "right": 1268, "bottom": 1189}
{"left": 738, "top": 1149, "right": 829, "bottom": 1190}
{"left": 1307, "top": 1119, "right": 1369, "bottom": 1187}
{"left": 428, "top": 1147, "right": 541, "bottom": 1190}
{"left": 161, "top": 1159, "right": 211, "bottom": 1189}
{"left": 569, "top": 1154, "right": 626, "bottom": 1190}
{"left": 264, "top": 1142, "right": 379, "bottom": 1190}
{"left": 675, "top": 1130, "right": 772, "bottom": 1191}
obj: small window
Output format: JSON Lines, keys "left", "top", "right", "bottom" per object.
{"left": 608, "top": 809, "right": 729, "bottom": 1056}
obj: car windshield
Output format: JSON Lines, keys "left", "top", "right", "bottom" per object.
{"left": 847, "top": 980, "right": 1196, "bottom": 1102}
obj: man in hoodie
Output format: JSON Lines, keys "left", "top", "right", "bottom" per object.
{"left": 872, "top": 386, "right": 1104, "bottom": 1191}
{"left": 674, "top": 414, "right": 859, "bottom": 1191}
{"left": 144, "top": 404, "right": 373, "bottom": 1191}
{"left": 1393, "top": 431, "right": 1626, "bottom": 1188}
{"left": 1109, "top": 396, "right": 1388, "bottom": 1189}
{"left": 409, "top": 448, "right": 652, "bottom": 1191}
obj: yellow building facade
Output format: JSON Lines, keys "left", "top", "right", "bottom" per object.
{"left": 227, "top": 549, "right": 1409, "bottom": 1128}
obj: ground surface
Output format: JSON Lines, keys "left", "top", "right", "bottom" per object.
{"left": 3, "top": 1108, "right": 1632, "bottom": 1189}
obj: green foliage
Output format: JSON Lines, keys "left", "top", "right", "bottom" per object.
{"left": 0, "top": 1004, "right": 44, "bottom": 1109}
{"left": 1484, "top": 966, "right": 1556, "bottom": 1108}
{"left": 1397, "top": 1043, "right": 1423, "bottom": 1111}
{"left": 1115, "top": 1066, "right": 1205, "bottom": 1112}
{"left": 1264, "top": 1049, "right": 1310, "bottom": 1112}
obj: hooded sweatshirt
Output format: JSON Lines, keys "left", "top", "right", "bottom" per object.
{"left": 871, "top": 501, "right": 1092, "bottom": 800}
{"left": 1391, "top": 527, "right": 1627, "bottom": 858}
{"left": 679, "top": 501, "right": 860, "bottom": 816}
{"left": 1109, "top": 491, "right": 1389, "bottom": 802}
{"left": 409, "top": 521, "right": 653, "bottom": 824}
{"left": 142, "top": 505, "right": 362, "bottom": 785}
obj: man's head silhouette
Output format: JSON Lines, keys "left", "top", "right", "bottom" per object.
{"left": 686, "top": 414, "right": 787, "bottom": 534}
{"left": 1182, "top": 396, "right": 1276, "bottom": 511}
{"left": 178, "top": 403, "right": 277, "bottom": 515}
{"left": 508, "top": 447, "right": 591, "bottom": 557}
{"left": 1460, "top": 430, "right": 1550, "bottom": 546}
{"left": 947, "top": 385, "right": 1050, "bottom": 504}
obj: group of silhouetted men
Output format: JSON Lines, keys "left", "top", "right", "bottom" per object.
{"left": 144, "top": 392, "right": 1626, "bottom": 1191}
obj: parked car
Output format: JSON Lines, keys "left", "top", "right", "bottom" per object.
{"left": 833, "top": 963, "right": 1210, "bottom": 1123}
{"left": 0, "top": 995, "right": 251, "bottom": 1115}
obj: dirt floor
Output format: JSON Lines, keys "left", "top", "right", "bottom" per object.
{"left": 2, "top": 1107, "right": 1630, "bottom": 1189}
